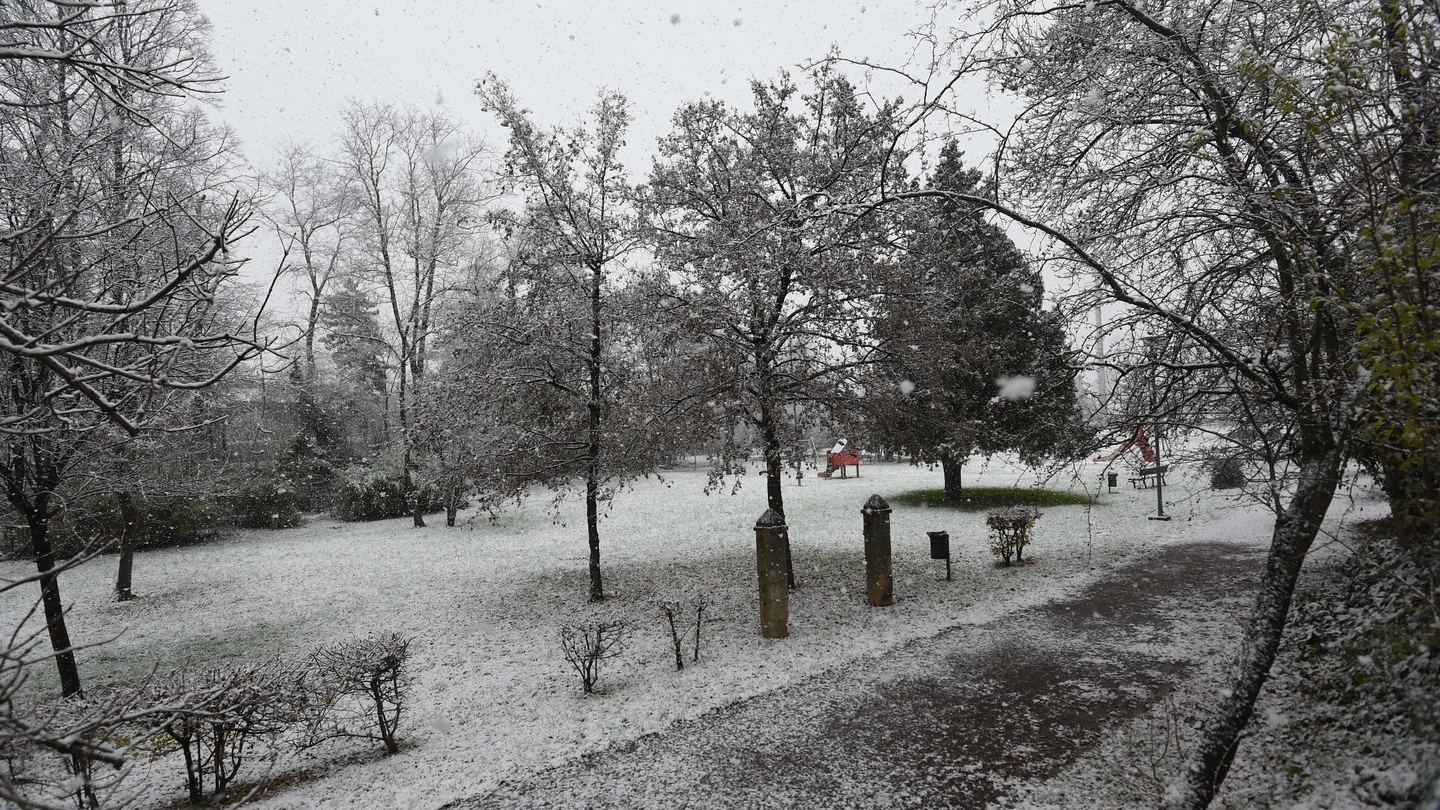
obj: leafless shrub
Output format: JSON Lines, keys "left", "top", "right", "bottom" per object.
{"left": 297, "top": 633, "right": 412, "bottom": 756}
{"left": 560, "top": 622, "right": 626, "bottom": 694}
{"left": 653, "top": 593, "right": 712, "bottom": 671}
{"left": 141, "top": 661, "right": 303, "bottom": 804}
{"left": 0, "top": 636, "right": 256, "bottom": 810}
{"left": 987, "top": 507, "right": 1040, "bottom": 566}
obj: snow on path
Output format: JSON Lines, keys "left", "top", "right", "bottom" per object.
{"left": 442, "top": 541, "right": 1267, "bottom": 809}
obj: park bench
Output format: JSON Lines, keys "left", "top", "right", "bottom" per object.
{"left": 1129, "top": 464, "right": 1167, "bottom": 489}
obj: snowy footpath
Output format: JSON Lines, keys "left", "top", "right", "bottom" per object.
{"left": 441, "top": 539, "right": 1265, "bottom": 810}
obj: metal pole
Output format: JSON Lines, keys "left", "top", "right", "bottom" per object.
{"left": 1149, "top": 346, "right": 1171, "bottom": 522}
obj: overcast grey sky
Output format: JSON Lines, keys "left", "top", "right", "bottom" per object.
{"left": 196, "top": 0, "right": 950, "bottom": 170}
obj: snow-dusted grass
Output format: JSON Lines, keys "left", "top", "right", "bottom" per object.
{"left": 1, "top": 455, "right": 1253, "bottom": 809}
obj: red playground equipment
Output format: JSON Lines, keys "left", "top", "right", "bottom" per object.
{"left": 1094, "top": 426, "right": 1156, "bottom": 463}
{"left": 818, "top": 438, "right": 861, "bottom": 479}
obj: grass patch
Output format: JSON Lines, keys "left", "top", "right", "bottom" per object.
{"left": 889, "top": 487, "right": 1096, "bottom": 511}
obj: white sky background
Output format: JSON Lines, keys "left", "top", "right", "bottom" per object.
{"left": 194, "top": 0, "right": 1063, "bottom": 354}
{"left": 197, "top": 0, "right": 964, "bottom": 173}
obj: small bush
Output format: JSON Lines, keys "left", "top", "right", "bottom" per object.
{"left": 653, "top": 593, "right": 711, "bottom": 671}
{"left": 1209, "top": 457, "right": 1247, "bottom": 490}
{"left": 987, "top": 506, "right": 1039, "bottom": 566}
{"left": 298, "top": 633, "right": 412, "bottom": 755}
{"left": 143, "top": 661, "right": 302, "bottom": 803}
{"left": 225, "top": 478, "right": 303, "bottom": 530}
{"left": 560, "top": 621, "right": 626, "bottom": 694}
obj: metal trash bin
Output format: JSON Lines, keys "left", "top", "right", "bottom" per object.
{"left": 927, "top": 531, "right": 950, "bottom": 560}
{"left": 1107, "top": 472, "right": 1119, "bottom": 490}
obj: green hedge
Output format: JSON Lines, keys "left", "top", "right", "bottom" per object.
{"left": 333, "top": 473, "right": 442, "bottom": 522}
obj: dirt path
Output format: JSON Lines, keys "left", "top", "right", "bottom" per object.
{"left": 443, "top": 541, "right": 1263, "bottom": 810}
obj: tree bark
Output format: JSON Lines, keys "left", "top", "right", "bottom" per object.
{"left": 759, "top": 410, "right": 795, "bottom": 588}
{"left": 112, "top": 491, "right": 143, "bottom": 601}
{"left": 1163, "top": 444, "right": 1344, "bottom": 809}
{"left": 586, "top": 262, "right": 605, "bottom": 603}
{"left": 941, "top": 455, "right": 965, "bottom": 504}
{"left": 28, "top": 492, "right": 83, "bottom": 698}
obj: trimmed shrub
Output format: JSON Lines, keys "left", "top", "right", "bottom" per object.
{"left": 987, "top": 506, "right": 1039, "bottom": 566}
{"left": 225, "top": 479, "right": 303, "bottom": 530}
{"left": 143, "top": 661, "right": 303, "bottom": 803}
{"left": 297, "top": 633, "right": 413, "bottom": 755}
{"left": 1209, "top": 457, "right": 1247, "bottom": 490}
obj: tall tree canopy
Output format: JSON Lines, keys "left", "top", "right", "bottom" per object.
{"left": 648, "top": 69, "right": 909, "bottom": 545}
{"left": 867, "top": 141, "right": 1084, "bottom": 501}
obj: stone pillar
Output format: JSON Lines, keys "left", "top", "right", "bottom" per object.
{"left": 754, "top": 509, "right": 790, "bottom": 638}
{"left": 863, "top": 494, "right": 894, "bottom": 607}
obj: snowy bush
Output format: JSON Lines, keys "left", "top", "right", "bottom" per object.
{"left": 560, "top": 621, "right": 627, "bottom": 694}
{"left": 297, "top": 633, "right": 413, "bottom": 756}
{"left": 986, "top": 507, "right": 1039, "bottom": 566}
{"left": 143, "top": 661, "right": 303, "bottom": 803}
{"left": 332, "top": 469, "right": 442, "bottom": 522}
{"left": 653, "top": 593, "right": 711, "bottom": 671}
{"left": 274, "top": 433, "right": 341, "bottom": 513}
{"left": 1208, "top": 457, "right": 1247, "bottom": 490}
{"left": 226, "top": 478, "right": 303, "bottom": 530}
{"left": 55, "top": 494, "right": 226, "bottom": 557}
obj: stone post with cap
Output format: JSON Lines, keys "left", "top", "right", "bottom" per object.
{"left": 862, "top": 494, "right": 894, "bottom": 607}
{"left": 754, "top": 508, "right": 790, "bottom": 638}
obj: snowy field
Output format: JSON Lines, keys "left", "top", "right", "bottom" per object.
{"left": 2, "top": 456, "right": 1273, "bottom": 809}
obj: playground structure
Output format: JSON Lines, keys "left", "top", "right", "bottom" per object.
{"left": 818, "top": 439, "right": 861, "bottom": 479}
{"left": 1094, "top": 426, "right": 1156, "bottom": 464}
{"left": 1095, "top": 427, "right": 1167, "bottom": 489}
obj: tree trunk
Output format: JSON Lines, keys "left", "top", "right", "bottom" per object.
{"left": 758, "top": 412, "right": 795, "bottom": 588}
{"left": 1163, "top": 444, "right": 1344, "bottom": 809}
{"left": 29, "top": 495, "right": 83, "bottom": 697}
{"left": 403, "top": 443, "right": 425, "bottom": 528}
{"left": 586, "top": 262, "right": 605, "bottom": 603}
{"left": 112, "top": 491, "right": 143, "bottom": 601}
{"left": 941, "top": 455, "right": 965, "bottom": 504}
{"left": 445, "top": 500, "right": 458, "bottom": 528}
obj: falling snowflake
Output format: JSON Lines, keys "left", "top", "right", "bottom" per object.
{"left": 996, "top": 375, "right": 1036, "bottom": 400}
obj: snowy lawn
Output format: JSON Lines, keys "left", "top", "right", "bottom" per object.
{"left": 3, "top": 456, "right": 1255, "bottom": 809}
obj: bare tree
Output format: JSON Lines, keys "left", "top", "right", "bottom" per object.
{"left": 0, "top": 2, "right": 275, "bottom": 806}
{"left": 847, "top": 0, "right": 1432, "bottom": 803}
{"left": 334, "top": 101, "right": 489, "bottom": 527}
{"left": 648, "top": 69, "right": 909, "bottom": 583}
{"left": 260, "top": 142, "right": 349, "bottom": 376}
{"left": 475, "top": 79, "right": 668, "bottom": 602}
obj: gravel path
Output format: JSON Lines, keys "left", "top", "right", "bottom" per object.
{"left": 443, "top": 541, "right": 1263, "bottom": 810}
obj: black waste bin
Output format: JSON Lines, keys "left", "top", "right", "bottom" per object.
{"left": 928, "top": 530, "right": 950, "bottom": 560}
{"left": 1107, "top": 471, "right": 1119, "bottom": 490}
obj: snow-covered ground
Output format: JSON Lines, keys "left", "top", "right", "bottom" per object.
{"left": 2, "top": 456, "right": 1281, "bottom": 809}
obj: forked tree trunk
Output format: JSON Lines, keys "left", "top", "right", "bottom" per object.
{"left": 1163, "top": 444, "right": 1344, "bottom": 809}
